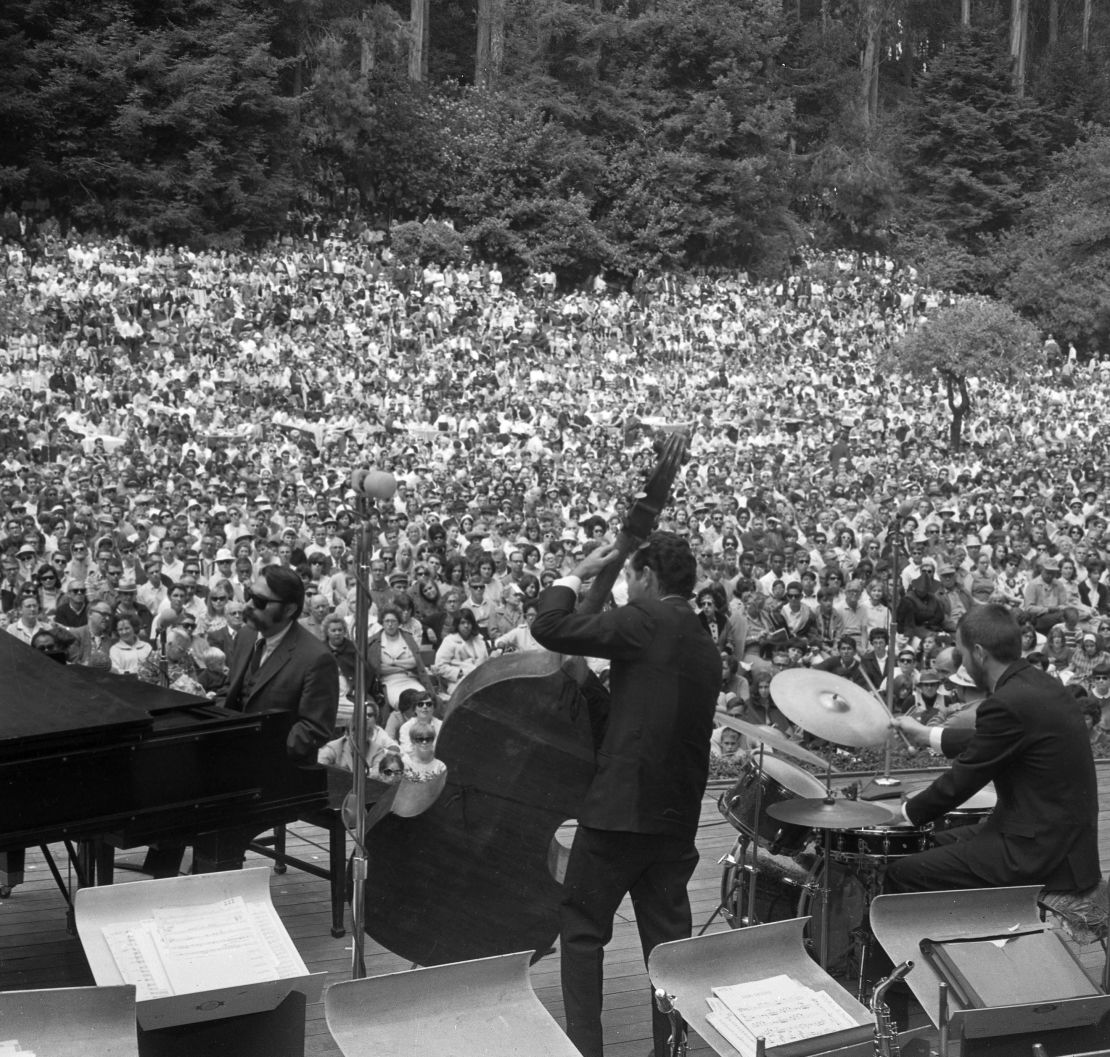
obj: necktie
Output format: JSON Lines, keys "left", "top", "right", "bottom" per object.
{"left": 249, "top": 637, "right": 265, "bottom": 675}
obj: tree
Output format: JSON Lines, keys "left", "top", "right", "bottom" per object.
{"left": 899, "top": 27, "right": 1056, "bottom": 269}
{"left": 878, "top": 298, "right": 1042, "bottom": 450}
{"left": 0, "top": 0, "right": 298, "bottom": 246}
{"left": 999, "top": 129, "right": 1110, "bottom": 351}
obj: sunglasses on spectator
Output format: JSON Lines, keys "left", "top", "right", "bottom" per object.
{"left": 412, "top": 735, "right": 436, "bottom": 744}
{"left": 381, "top": 767, "right": 404, "bottom": 776}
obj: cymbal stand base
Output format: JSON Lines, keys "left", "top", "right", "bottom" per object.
{"left": 699, "top": 834, "right": 751, "bottom": 934}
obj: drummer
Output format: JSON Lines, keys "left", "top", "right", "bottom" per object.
{"left": 888, "top": 604, "right": 1100, "bottom": 893}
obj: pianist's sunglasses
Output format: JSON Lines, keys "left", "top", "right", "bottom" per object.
{"left": 246, "top": 589, "right": 284, "bottom": 608}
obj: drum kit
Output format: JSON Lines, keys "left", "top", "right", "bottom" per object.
{"left": 709, "top": 671, "right": 996, "bottom": 1000}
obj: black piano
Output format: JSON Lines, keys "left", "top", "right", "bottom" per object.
{"left": 0, "top": 634, "right": 327, "bottom": 890}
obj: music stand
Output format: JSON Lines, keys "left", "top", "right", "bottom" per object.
{"left": 649, "top": 918, "right": 874, "bottom": 1057}
{"left": 871, "top": 886, "right": 1110, "bottom": 1057}
{"left": 324, "top": 950, "right": 580, "bottom": 1057}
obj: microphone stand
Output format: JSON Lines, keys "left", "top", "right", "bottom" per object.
{"left": 349, "top": 493, "right": 376, "bottom": 978}
{"left": 873, "top": 503, "right": 910, "bottom": 788}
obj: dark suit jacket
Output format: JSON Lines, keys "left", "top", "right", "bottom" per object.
{"left": 208, "top": 625, "right": 239, "bottom": 657}
{"left": 224, "top": 622, "right": 339, "bottom": 761}
{"left": 531, "top": 585, "right": 719, "bottom": 838}
{"left": 905, "top": 660, "right": 1100, "bottom": 890}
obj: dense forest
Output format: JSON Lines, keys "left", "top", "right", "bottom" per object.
{"left": 1, "top": 0, "right": 1109, "bottom": 344}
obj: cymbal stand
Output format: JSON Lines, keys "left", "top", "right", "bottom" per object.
{"left": 815, "top": 757, "right": 834, "bottom": 971}
{"left": 816, "top": 827, "right": 832, "bottom": 971}
{"left": 746, "top": 743, "right": 766, "bottom": 929}
{"left": 700, "top": 831, "right": 751, "bottom": 934}
{"left": 700, "top": 741, "right": 767, "bottom": 934}
{"left": 858, "top": 665, "right": 913, "bottom": 781}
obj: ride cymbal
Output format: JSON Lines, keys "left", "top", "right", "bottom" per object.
{"left": 770, "top": 669, "right": 891, "bottom": 748}
{"left": 766, "top": 797, "right": 896, "bottom": 829}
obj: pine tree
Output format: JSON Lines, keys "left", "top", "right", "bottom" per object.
{"left": 901, "top": 26, "right": 1052, "bottom": 254}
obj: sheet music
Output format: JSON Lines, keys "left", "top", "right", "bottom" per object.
{"left": 153, "top": 897, "right": 279, "bottom": 994}
{"left": 102, "top": 921, "right": 174, "bottom": 1002}
{"left": 708, "top": 975, "right": 860, "bottom": 1055}
{"left": 101, "top": 894, "right": 307, "bottom": 1001}
{"left": 0, "top": 1041, "right": 37, "bottom": 1057}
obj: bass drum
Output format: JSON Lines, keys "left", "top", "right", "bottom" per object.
{"left": 720, "top": 848, "right": 872, "bottom": 979}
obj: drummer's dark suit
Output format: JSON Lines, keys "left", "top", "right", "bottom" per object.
{"left": 532, "top": 584, "right": 719, "bottom": 1057}
{"left": 888, "top": 660, "right": 1100, "bottom": 892}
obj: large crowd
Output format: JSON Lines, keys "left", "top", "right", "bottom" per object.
{"left": 3, "top": 213, "right": 1110, "bottom": 767}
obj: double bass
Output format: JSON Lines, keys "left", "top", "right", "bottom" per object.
{"left": 360, "top": 431, "right": 690, "bottom": 966}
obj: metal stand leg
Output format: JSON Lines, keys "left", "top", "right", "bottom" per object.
{"left": 700, "top": 834, "right": 751, "bottom": 934}
{"left": 654, "top": 989, "right": 688, "bottom": 1057}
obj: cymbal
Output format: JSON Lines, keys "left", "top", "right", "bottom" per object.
{"left": 767, "top": 797, "right": 896, "bottom": 830}
{"left": 715, "top": 714, "right": 831, "bottom": 771}
{"left": 770, "top": 669, "right": 891, "bottom": 748}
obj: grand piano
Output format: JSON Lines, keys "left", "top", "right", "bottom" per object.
{"left": 0, "top": 634, "right": 327, "bottom": 893}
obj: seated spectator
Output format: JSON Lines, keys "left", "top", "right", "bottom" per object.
{"left": 318, "top": 708, "right": 400, "bottom": 775}
{"left": 1068, "top": 632, "right": 1110, "bottom": 688}
{"left": 493, "top": 599, "right": 548, "bottom": 653}
{"left": 398, "top": 692, "right": 443, "bottom": 755}
{"left": 369, "top": 604, "right": 436, "bottom": 709}
{"left": 710, "top": 725, "right": 746, "bottom": 762}
{"left": 109, "top": 613, "right": 152, "bottom": 676}
{"left": 434, "top": 606, "right": 489, "bottom": 694}
{"left": 197, "top": 646, "right": 229, "bottom": 697}
{"left": 403, "top": 719, "right": 447, "bottom": 780}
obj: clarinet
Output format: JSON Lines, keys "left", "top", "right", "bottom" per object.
{"left": 870, "top": 961, "right": 913, "bottom": 1057}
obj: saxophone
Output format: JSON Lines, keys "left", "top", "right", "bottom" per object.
{"left": 871, "top": 960, "right": 913, "bottom": 1057}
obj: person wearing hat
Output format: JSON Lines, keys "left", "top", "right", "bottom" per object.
{"left": 891, "top": 604, "right": 1099, "bottom": 894}
{"left": 1022, "top": 555, "right": 1070, "bottom": 633}
{"left": 909, "top": 668, "right": 946, "bottom": 727}
{"left": 935, "top": 563, "right": 973, "bottom": 633}
{"left": 892, "top": 646, "right": 919, "bottom": 714}
{"left": 113, "top": 576, "right": 155, "bottom": 641}
{"left": 1066, "top": 631, "right": 1110, "bottom": 688}
{"left": 938, "top": 665, "right": 987, "bottom": 729}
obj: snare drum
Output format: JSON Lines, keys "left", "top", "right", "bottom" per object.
{"left": 717, "top": 755, "right": 827, "bottom": 856}
{"left": 829, "top": 822, "right": 933, "bottom": 865}
{"left": 906, "top": 782, "right": 997, "bottom": 833}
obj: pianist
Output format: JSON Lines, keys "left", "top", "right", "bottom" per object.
{"left": 225, "top": 566, "right": 339, "bottom": 762}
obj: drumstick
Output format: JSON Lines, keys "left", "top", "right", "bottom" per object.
{"left": 857, "top": 666, "right": 916, "bottom": 753}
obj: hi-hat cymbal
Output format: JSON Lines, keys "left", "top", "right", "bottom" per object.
{"left": 770, "top": 669, "right": 891, "bottom": 748}
{"left": 767, "top": 797, "right": 896, "bottom": 829}
{"left": 715, "top": 714, "right": 831, "bottom": 771}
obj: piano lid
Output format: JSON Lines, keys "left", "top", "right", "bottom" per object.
{"left": 0, "top": 635, "right": 203, "bottom": 756}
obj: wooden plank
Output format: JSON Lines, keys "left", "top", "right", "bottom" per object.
{"left": 2, "top": 764, "right": 1108, "bottom": 1057}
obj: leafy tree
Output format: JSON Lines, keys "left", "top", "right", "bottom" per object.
{"left": 389, "top": 220, "right": 467, "bottom": 264}
{"left": 898, "top": 26, "right": 1058, "bottom": 274}
{"left": 878, "top": 297, "right": 1042, "bottom": 450}
{"left": 998, "top": 128, "right": 1110, "bottom": 351}
{"left": 0, "top": 0, "right": 298, "bottom": 246}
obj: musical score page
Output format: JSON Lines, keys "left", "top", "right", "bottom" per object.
{"left": 706, "top": 975, "right": 860, "bottom": 1055}
{"left": 101, "top": 895, "right": 308, "bottom": 1001}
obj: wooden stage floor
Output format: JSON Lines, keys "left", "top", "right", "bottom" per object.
{"left": 3, "top": 764, "right": 1109, "bottom": 1056}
